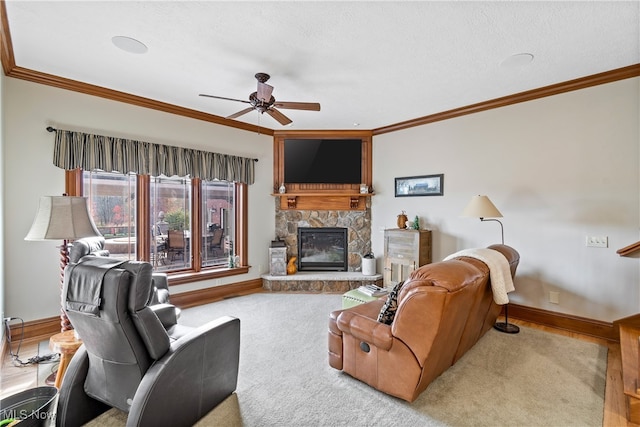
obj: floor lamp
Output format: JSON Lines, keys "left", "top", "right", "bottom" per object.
{"left": 461, "top": 195, "right": 519, "bottom": 334}
{"left": 25, "top": 196, "right": 101, "bottom": 332}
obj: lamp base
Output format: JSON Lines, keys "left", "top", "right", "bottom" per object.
{"left": 494, "top": 321, "right": 520, "bottom": 334}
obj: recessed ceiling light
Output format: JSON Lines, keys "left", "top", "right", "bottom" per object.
{"left": 112, "top": 36, "right": 148, "bottom": 54}
{"left": 500, "top": 53, "right": 534, "bottom": 69}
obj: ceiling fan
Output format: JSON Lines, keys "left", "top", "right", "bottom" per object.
{"left": 199, "top": 73, "right": 321, "bottom": 125}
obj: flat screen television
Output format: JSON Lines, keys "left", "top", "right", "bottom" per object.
{"left": 284, "top": 139, "right": 362, "bottom": 184}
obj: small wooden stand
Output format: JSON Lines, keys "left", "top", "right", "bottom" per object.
{"left": 49, "top": 330, "right": 83, "bottom": 388}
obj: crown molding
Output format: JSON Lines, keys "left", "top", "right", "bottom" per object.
{"left": 7, "top": 65, "right": 275, "bottom": 135}
{"left": 373, "top": 63, "right": 640, "bottom": 135}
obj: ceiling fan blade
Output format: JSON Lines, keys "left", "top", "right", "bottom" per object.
{"left": 199, "top": 94, "right": 251, "bottom": 104}
{"left": 257, "top": 82, "right": 274, "bottom": 102}
{"left": 274, "top": 101, "right": 321, "bottom": 111}
{"left": 227, "top": 107, "right": 255, "bottom": 119}
{"left": 266, "top": 108, "right": 293, "bottom": 125}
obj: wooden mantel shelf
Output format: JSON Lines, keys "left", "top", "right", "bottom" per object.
{"left": 271, "top": 192, "right": 374, "bottom": 197}
{"left": 272, "top": 192, "right": 374, "bottom": 210}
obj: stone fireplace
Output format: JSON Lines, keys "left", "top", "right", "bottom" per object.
{"left": 274, "top": 198, "right": 372, "bottom": 272}
{"left": 263, "top": 198, "right": 382, "bottom": 292}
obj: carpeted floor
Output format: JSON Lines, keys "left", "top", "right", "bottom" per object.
{"left": 87, "top": 293, "right": 607, "bottom": 427}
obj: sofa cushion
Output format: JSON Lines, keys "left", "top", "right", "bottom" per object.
{"left": 377, "top": 281, "right": 404, "bottom": 324}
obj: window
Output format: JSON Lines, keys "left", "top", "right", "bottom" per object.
{"left": 69, "top": 169, "right": 248, "bottom": 284}
{"left": 83, "top": 171, "right": 137, "bottom": 261}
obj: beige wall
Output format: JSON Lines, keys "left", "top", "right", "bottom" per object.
{"left": 372, "top": 77, "right": 640, "bottom": 322}
{"left": 3, "top": 75, "right": 639, "bottom": 324}
{"left": 2, "top": 77, "right": 273, "bottom": 322}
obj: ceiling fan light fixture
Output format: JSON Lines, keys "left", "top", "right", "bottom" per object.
{"left": 200, "top": 72, "right": 320, "bottom": 126}
{"left": 112, "top": 36, "right": 148, "bottom": 54}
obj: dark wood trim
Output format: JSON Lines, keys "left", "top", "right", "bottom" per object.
{"left": 169, "top": 278, "right": 263, "bottom": 309}
{"left": 236, "top": 182, "right": 248, "bottom": 267}
{"left": 0, "top": 0, "right": 15, "bottom": 75}
{"left": 7, "top": 316, "right": 60, "bottom": 342}
{"left": 137, "top": 175, "right": 151, "bottom": 262}
{"left": 507, "top": 303, "right": 618, "bottom": 342}
{"left": 6, "top": 280, "right": 263, "bottom": 342}
{"left": 373, "top": 64, "right": 640, "bottom": 135}
{"left": 5, "top": 65, "right": 274, "bottom": 135}
{"left": 64, "top": 169, "right": 83, "bottom": 196}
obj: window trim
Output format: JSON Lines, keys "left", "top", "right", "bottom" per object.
{"left": 66, "top": 169, "right": 249, "bottom": 285}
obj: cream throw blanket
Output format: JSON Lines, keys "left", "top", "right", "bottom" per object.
{"left": 443, "top": 248, "right": 514, "bottom": 305}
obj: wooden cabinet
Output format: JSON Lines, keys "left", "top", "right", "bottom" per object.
{"left": 383, "top": 229, "right": 432, "bottom": 287}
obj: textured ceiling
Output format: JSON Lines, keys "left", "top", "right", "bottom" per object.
{"left": 4, "top": 1, "right": 640, "bottom": 130}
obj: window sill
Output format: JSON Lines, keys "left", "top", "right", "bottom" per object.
{"left": 168, "top": 266, "right": 250, "bottom": 286}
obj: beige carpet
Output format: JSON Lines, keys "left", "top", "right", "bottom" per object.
{"left": 86, "top": 293, "right": 607, "bottom": 426}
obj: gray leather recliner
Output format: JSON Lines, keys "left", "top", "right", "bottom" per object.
{"left": 69, "top": 236, "right": 181, "bottom": 325}
{"left": 56, "top": 257, "right": 240, "bottom": 427}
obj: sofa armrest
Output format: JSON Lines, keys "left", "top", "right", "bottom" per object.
{"left": 127, "top": 316, "right": 240, "bottom": 427}
{"left": 337, "top": 311, "right": 393, "bottom": 351}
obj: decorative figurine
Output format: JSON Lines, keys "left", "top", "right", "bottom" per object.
{"left": 397, "top": 211, "right": 408, "bottom": 229}
{"left": 287, "top": 256, "right": 297, "bottom": 275}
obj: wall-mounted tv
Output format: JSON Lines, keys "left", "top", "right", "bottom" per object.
{"left": 284, "top": 138, "right": 362, "bottom": 184}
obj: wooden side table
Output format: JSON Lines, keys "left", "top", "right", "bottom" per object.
{"left": 49, "top": 330, "right": 83, "bottom": 388}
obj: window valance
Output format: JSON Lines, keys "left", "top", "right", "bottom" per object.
{"left": 50, "top": 127, "right": 256, "bottom": 184}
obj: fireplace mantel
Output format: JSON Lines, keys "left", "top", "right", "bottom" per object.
{"left": 272, "top": 192, "right": 373, "bottom": 210}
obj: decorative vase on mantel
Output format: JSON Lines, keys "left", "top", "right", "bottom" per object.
{"left": 397, "top": 211, "right": 408, "bottom": 229}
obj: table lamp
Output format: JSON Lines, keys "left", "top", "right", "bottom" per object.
{"left": 461, "top": 194, "right": 519, "bottom": 334}
{"left": 25, "top": 196, "right": 101, "bottom": 332}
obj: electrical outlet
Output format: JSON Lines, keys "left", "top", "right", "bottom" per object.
{"left": 549, "top": 291, "right": 560, "bottom": 304}
{"left": 586, "top": 236, "right": 608, "bottom": 248}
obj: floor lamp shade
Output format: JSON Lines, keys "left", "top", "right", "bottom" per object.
{"left": 25, "top": 196, "right": 100, "bottom": 241}
{"left": 461, "top": 195, "right": 503, "bottom": 219}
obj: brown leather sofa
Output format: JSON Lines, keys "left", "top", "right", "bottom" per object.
{"left": 328, "top": 244, "right": 520, "bottom": 402}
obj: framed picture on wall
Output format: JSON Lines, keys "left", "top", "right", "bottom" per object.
{"left": 395, "top": 174, "right": 444, "bottom": 197}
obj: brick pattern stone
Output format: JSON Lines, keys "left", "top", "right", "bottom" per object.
{"left": 262, "top": 277, "right": 383, "bottom": 293}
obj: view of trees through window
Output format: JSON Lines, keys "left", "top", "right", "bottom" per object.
{"left": 83, "top": 170, "right": 236, "bottom": 273}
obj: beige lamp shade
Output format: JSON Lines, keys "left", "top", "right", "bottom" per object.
{"left": 25, "top": 196, "right": 101, "bottom": 241}
{"left": 461, "top": 195, "right": 503, "bottom": 219}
